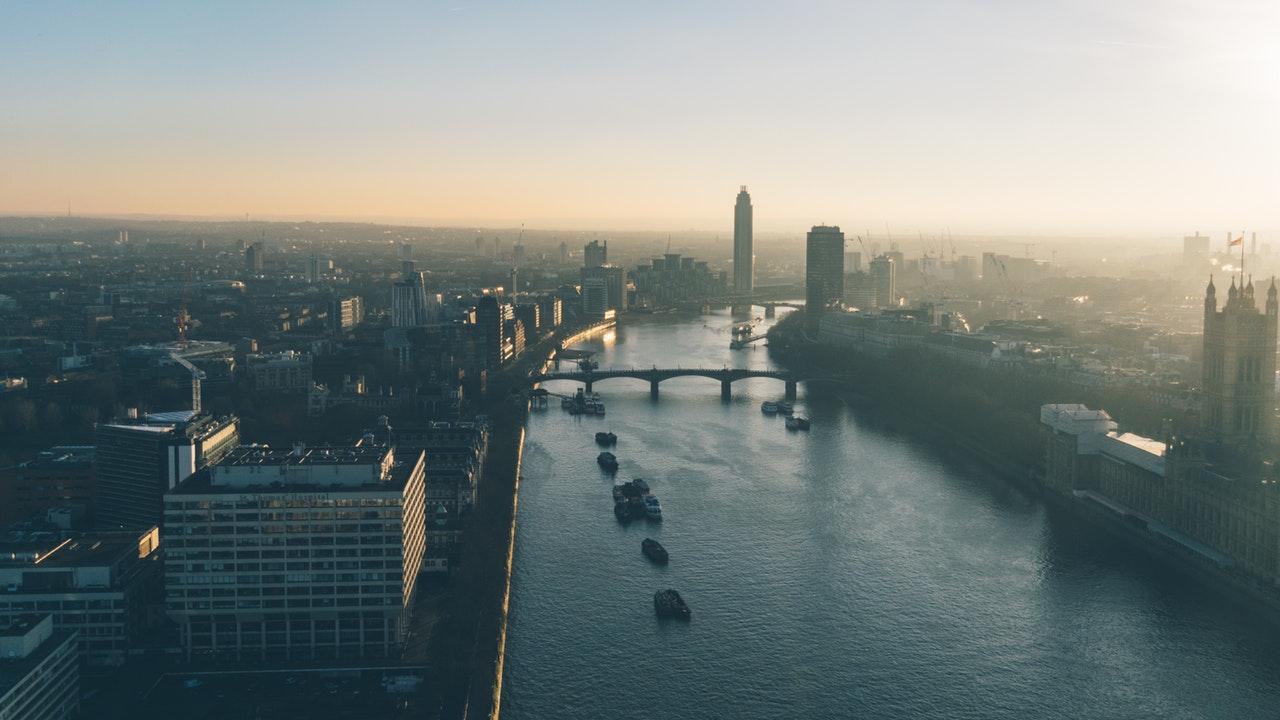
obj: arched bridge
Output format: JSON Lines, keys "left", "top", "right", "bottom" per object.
{"left": 529, "top": 367, "right": 800, "bottom": 400}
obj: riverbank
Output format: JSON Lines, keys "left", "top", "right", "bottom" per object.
{"left": 416, "top": 320, "right": 615, "bottom": 719}
{"left": 768, "top": 318, "right": 1280, "bottom": 631}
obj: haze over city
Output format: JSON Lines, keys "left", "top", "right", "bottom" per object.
{"left": 4, "top": 0, "right": 1279, "bottom": 236}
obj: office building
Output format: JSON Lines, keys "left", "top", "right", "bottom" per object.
{"left": 0, "top": 529, "right": 161, "bottom": 666}
{"left": 163, "top": 444, "right": 426, "bottom": 662}
{"left": 244, "top": 351, "right": 314, "bottom": 392}
{"left": 1201, "top": 276, "right": 1278, "bottom": 449}
{"left": 805, "top": 225, "right": 845, "bottom": 333}
{"left": 0, "top": 615, "right": 79, "bottom": 720}
{"left": 733, "top": 186, "right": 753, "bottom": 295}
{"left": 391, "top": 261, "right": 431, "bottom": 328}
{"left": 0, "top": 447, "right": 96, "bottom": 528}
{"left": 96, "top": 412, "right": 240, "bottom": 531}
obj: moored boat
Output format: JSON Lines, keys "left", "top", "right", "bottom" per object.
{"left": 595, "top": 431, "right": 617, "bottom": 446}
{"left": 632, "top": 478, "right": 650, "bottom": 494}
{"left": 643, "top": 495, "right": 663, "bottom": 520}
{"left": 761, "top": 401, "right": 778, "bottom": 414}
{"left": 777, "top": 400, "right": 794, "bottom": 415}
{"left": 785, "top": 416, "right": 811, "bottom": 430}
{"left": 597, "top": 451, "right": 619, "bottom": 471}
{"left": 642, "top": 537, "right": 669, "bottom": 563}
{"left": 653, "top": 588, "right": 691, "bottom": 619}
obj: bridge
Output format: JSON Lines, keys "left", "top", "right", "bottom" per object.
{"left": 529, "top": 367, "right": 799, "bottom": 400}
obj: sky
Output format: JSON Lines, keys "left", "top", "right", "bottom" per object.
{"left": 3, "top": 0, "right": 1278, "bottom": 237}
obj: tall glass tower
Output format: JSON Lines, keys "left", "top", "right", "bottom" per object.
{"left": 733, "top": 186, "right": 753, "bottom": 295}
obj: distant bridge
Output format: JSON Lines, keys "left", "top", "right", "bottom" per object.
{"left": 529, "top": 367, "right": 800, "bottom": 400}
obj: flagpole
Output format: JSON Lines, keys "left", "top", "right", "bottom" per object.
{"left": 1240, "top": 231, "right": 1245, "bottom": 288}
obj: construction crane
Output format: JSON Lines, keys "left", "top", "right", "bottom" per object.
{"left": 169, "top": 352, "right": 206, "bottom": 414}
{"left": 176, "top": 268, "right": 193, "bottom": 342}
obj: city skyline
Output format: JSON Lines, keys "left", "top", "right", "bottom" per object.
{"left": 4, "top": 1, "right": 1279, "bottom": 236}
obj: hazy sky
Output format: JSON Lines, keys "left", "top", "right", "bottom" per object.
{"left": 3, "top": 1, "right": 1277, "bottom": 236}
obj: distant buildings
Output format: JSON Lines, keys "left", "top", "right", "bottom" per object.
{"left": 1201, "top": 276, "right": 1278, "bottom": 449}
{"left": 245, "top": 350, "right": 314, "bottom": 392}
{"left": 163, "top": 444, "right": 425, "bottom": 662}
{"left": 580, "top": 265, "right": 625, "bottom": 319}
{"left": 805, "top": 225, "right": 845, "bottom": 333}
{"left": 629, "top": 253, "right": 726, "bottom": 309}
{"left": 733, "top": 186, "right": 753, "bottom": 295}
{"left": 583, "top": 240, "right": 607, "bottom": 268}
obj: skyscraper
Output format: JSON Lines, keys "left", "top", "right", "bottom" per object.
{"left": 583, "top": 240, "right": 607, "bottom": 268}
{"left": 869, "top": 255, "right": 896, "bottom": 309}
{"left": 733, "top": 186, "right": 753, "bottom": 295}
{"left": 805, "top": 225, "right": 845, "bottom": 333}
{"left": 1201, "top": 276, "right": 1278, "bottom": 450}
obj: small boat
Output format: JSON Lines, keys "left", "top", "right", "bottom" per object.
{"left": 785, "top": 416, "right": 811, "bottom": 430}
{"left": 761, "top": 401, "right": 778, "bottom": 414}
{"left": 643, "top": 495, "right": 663, "bottom": 521}
{"left": 632, "top": 478, "right": 650, "bottom": 494}
{"left": 612, "top": 480, "right": 626, "bottom": 501}
{"left": 777, "top": 401, "right": 794, "bottom": 415}
{"left": 654, "top": 589, "right": 691, "bottom": 619}
{"left": 614, "top": 501, "right": 631, "bottom": 521}
{"left": 642, "top": 538, "right": 669, "bottom": 564}
{"left": 597, "top": 451, "right": 619, "bottom": 471}
{"left": 595, "top": 431, "right": 617, "bottom": 446}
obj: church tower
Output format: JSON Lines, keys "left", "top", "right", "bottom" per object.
{"left": 1201, "top": 275, "right": 1279, "bottom": 450}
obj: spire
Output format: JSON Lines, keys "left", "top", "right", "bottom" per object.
{"left": 1205, "top": 275, "right": 1217, "bottom": 313}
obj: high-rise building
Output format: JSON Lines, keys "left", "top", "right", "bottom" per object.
{"left": 580, "top": 265, "right": 626, "bottom": 318}
{"left": 475, "top": 296, "right": 503, "bottom": 369}
{"left": 733, "top": 186, "right": 753, "bottom": 295}
{"left": 305, "top": 255, "right": 320, "bottom": 284}
{"left": 805, "top": 225, "right": 845, "bottom": 333}
{"left": 1201, "top": 276, "right": 1278, "bottom": 449}
{"left": 245, "top": 242, "right": 265, "bottom": 274}
{"left": 163, "top": 445, "right": 426, "bottom": 662}
{"left": 869, "top": 255, "right": 896, "bottom": 309}
{"left": 95, "top": 412, "right": 240, "bottom": 531}
{"left": 584, "top": 240, "right": 607, "bottom": 268}
{"left": 391, "top": 260, "right": 430, "bottom": 328}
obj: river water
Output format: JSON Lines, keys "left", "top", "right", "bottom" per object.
{"left": 502, "top": 309, "right": 1280, "bottom": 719}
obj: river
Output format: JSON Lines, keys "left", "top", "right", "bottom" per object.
{"left": 501, "top": 309, "right": 1280, "bottom": 719}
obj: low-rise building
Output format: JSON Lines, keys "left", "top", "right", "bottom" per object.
{"left": 0, "top": 614, "right": 79, "bottom": 720}
{"left": 0, "top": 529, "right": 162, "bottom": 666}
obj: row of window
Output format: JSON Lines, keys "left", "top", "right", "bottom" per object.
{"left": 174, "top": 596, "right": 401, "bottom": 610}
{"left": 170, "top": 498, "right": 403, "bottom": 510}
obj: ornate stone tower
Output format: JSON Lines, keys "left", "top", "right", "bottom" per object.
{"left": 1201, "top": 276, "right": 1279, "bottom": 450}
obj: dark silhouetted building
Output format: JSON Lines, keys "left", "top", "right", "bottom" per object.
{"left": 805, "top": 225, "right": 845, "bottom": 333}
{"left": 733, "top": 186, "right": 753, "bottom": 295}
{"left": 1201, "top": 276, "right": 1278, "bottom": 450}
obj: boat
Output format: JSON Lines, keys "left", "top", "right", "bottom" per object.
{"left": 643, "top": 495, "right": 663, "bottom": 520}
{"left": 785, "top": 416, "right": 811, "bottom": 430}
{"left": 595, "top": 431, "right": 617, "bottom": 446}
{"left": 653, "top": 589, "right": 691, "bottom": 619}
{"left": 642, "top": 538, "right": 669, "bottom": 564}
{"left": 761, "top": 401, "right": 778, "bottom": 414}
{"left": 632, "top": 478, "right": 650, "bottom": 494}
{"left": 612, "top": 480, "right": 626, "bottom": 501}
{"left": 777, "top": 401, "right": 794, "bottom": 415}
{"left": 597, "top": 451, "right": 619, "bottom": 471}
